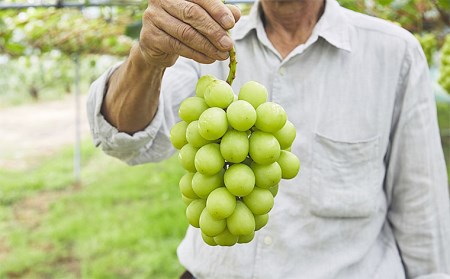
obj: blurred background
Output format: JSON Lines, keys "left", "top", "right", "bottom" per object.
{"left": 0, "top": 0, "right": 449, "bottom": 278}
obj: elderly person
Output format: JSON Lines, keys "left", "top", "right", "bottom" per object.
{"left": 87, "top": 0, "right": 450, "bottom": 278}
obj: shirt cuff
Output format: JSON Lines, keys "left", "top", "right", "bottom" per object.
{"left": 86, "top": 62, "right": 165, "bottom": 164}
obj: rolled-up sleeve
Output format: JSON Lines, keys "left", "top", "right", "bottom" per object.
{"left": 385, "top": 41, "right": 450, "bottom": 278}
{"left": 86, "top": 58, "right": 199, "bottom": 165}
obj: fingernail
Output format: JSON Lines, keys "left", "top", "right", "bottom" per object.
{"left": 220, "top": 14, "right": 234, "bottom": 29}
{"left": 219, "top": 36, "right": 233, "bottom": 49}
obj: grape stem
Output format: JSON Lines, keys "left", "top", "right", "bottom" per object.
{"left": 226, "top": 44, "right": 237, "bottom": 86}
{"left": 222, "top": 0, "right": 236, "bottom": 86}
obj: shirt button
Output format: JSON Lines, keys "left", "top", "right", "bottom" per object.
{"left": 278, "top": 67, "right": 286, "bottom": 76}
{"left": 264, "top": 236, "right": 272, "bottom": 245}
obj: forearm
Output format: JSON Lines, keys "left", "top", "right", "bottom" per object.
{"left": 102, "top": 44, "right": 165, "bottom": 134}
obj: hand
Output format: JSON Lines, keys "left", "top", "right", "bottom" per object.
{"left": 139, "top": 0, "right": 241, "bottom": 68}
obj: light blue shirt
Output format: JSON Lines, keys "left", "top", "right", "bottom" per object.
{"left": 87, "top": 0, "right": 450, "bottom": 278}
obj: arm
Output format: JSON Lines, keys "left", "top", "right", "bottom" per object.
{"left": 101, "top": 0, "right": 241, "bottom": 134}
{"left": 101, "top": 46, "right": 165, "bottom": 134}
{"left": 385, "top": 41, "right": 450, "bottom": 278}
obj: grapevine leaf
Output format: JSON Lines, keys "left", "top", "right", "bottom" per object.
{"left": 376, "top": 0, "right": 395, "bottom": 6}
{"left": 437, "top": 0, "right": 449, "bottom": 9}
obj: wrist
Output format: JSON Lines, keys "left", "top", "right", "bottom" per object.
{"left": 129, "top": 43, "right": 167, "bottom": 73}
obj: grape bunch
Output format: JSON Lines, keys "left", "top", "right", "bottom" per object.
{"left": 170, "top": 75, "right": 300, "bottom": 246}
{"left": 415, "top": 33, "right": 437, "bottom": 67}
{"left": 439, "top": 34, "right": 450, "bottom": 94}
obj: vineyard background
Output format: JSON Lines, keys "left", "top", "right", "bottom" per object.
{"left": 0, "top": 0, "right": 449, "bottom": 278}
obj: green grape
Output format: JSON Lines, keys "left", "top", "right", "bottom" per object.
{"left": 186, "top": 199, "right": 206, "bottom": 228}
{"left": 181, "top": 194, "right": 194, "bottom": 206}
{"left": 255, "top": 102, "right": 287, "bottom": 133}
{"left": 415, "top": 33, "right": 437, "bottom": 66}
{"left": 204, "top": 79, "right": 235, "bottom": 108}
{"left": 277, "top": 150, "right": 300, "bottom": 179}
{"left": 237, "top": 232, "right": 255, "bottom": 244}
{"left": 273, "top": 120, "right": 296, "bottom": 150}
{"left": 226, "top": 100, "right": 257, "bottom": 131}
{"left": 198, "top": 107, "right": 228, "bottom": 140}
{"left": 195, "top": 143, "right": 224, "bottom": 175}
{"left": 199, "top": 208, "right": 227, "bottom": 237}
{"left": 220, "top": 129, "right": 249, "bottom": 163}
{"left": 178, "top": 97, "right": 209, "bottom": 123}
{"left": 251, "top": 161, "right": 282, "bottom": 189}
{"left": 170, "top": 121, "right": 188, "bottom": 149}
{"left": 186, "top": 120, "right": 212, "bottom": 148}
{"left": 224, "top": 163, "right": 255, "bottom": 197}
{"left": 201, "top": 232, "right": 218, "bottom": 246}
{"left": 206, "top": 187, "right": 236, "bottom": 219}
{"left": 439, "top": 35, "right": 450, "bottom": 93}
{"left": 227, "top": 201, "right": 255, "bottom": 236}
{"left": 243, "top": 187, "right": 274, "bottom": 215}
{"left": 179, "top": 172, "right": 199, "bottom": 199}
{"left": 254, "top": 213, "right": 269, "bottom": 231}
{"left": 238, "top": 81, "right": 268, "bottom": 109}
{"left": 249, "top": 131, "right": 281, "bottom": 164}
{"left": 192, "top": 170, "right": 224, "bottom": 199}
{"left": 178, "top": 144, "right": 199, "bottom": 172}
{"left": 174, "top": 75, "right": 302, "bottom": 246}
{"left": 269, "top": 184, "right": 279, "bottom": 197}
{"left": 214, "top": 227, "right": 238, "bottom": 246}
{"left": 196, "top": 75, "right": 217, "bottom": 98}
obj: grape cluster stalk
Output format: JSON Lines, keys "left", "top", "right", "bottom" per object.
{"left": 169, "top": 29, "right": 300, "bottom": 247}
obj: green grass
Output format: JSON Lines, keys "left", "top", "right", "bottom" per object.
{"left": 0, "top": 104, "right": 448, "bottom": 279}
{"left": 0, "top": 141, "right": 187, "bottom": 279}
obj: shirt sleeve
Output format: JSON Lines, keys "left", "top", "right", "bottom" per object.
{"left": 86, "top": 58, "right": 200, "bottom": 165}
{"left": 385, "top": 39, "right": 450, "bottom": 278}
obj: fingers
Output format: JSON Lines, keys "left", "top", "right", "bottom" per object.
{"left": 189, "top": 0, "right": 237, "bottom": 30}
{"left": 226, "top": 4, "right": 241, "bottom": 24}
{"left": 165, "top": 36, "right": 217, "bottom": 64}
{"left": 140, "top": 10, "right": 217, "bottom": 66}
{"left": 140, "top": 32, "right": 216, "bottom": 66}
{"left": 139, "top": 0, "right": 241, "bottom": 67}
{"left": 161, "top": 0, "right": 234, "bottom": 52}
{"left": 152, "top": 9, "right": 230, "bottom": 61}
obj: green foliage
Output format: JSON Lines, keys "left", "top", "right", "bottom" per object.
{"left": 125, "top": 21, "right": 143, "bottom": 39}
{"left": 415, "top": 33, "right": 438, "bottom": 66}
{"left": 0, "top": 142, "right": 187, "bottom": 278}
{"left": 238, "top": 3, "right": 253, "bottom": 16}
{"left": 338, "top": 0, "right": 367, "bottom": 12}
{"left": 338, "top": 0, "right": 449, "bottom": 34}
{"left": 0, "top": 54, "right": 121, "bottom": 106}
{"left": 437, "top": 103, "right": 450, "bottom": 178}
{"left": 0, "top": 8, "right": 135, "bottom": 56}
{"left": 377, "top": 0, "right": 395, "bottom": 6}
{"left": 439, "top": 35, "right": 450, "bottom": 94}
{"left": 437, "top": 0, "right": 450, "bottom": 9}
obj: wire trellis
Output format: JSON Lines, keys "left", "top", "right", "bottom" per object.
{"left": 0, "top": 0, "right": 256, "bottom": 184}
{"left": 0, "top": 0, "right": 255, "bottom": 10}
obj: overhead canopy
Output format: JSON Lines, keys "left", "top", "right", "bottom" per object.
{"left": 0, "top": 0, "right": 142, "bottom": 9}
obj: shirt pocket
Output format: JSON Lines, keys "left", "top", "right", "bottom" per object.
{"left": 309, "top": 133, "right": 380, "bottom": 218}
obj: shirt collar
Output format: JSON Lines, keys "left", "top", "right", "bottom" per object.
{"left": 231, "top": 1, "right": 260, "bottom": 41}
{"left": 232, "top": 0, "right": 352, "bottom": 52}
